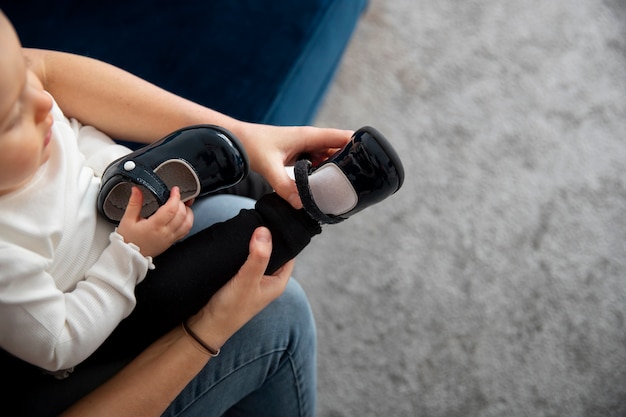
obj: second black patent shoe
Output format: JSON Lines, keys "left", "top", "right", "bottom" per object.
{"left": 294, "top": 126, "right": 404, "bottom": 224}
{"left": 98, "top": 124, "right": 249, "bottom": 224}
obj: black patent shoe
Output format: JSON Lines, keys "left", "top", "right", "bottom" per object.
{"left": 294, "top": 126, "right": 404, "bottom": 224}
{"left": 98, "top": 124, "right": 249, "bottom": 224}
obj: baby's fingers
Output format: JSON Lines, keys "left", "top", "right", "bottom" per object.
{"left": 121, "top": 187, "right": 144, "bottom": 222}
{"left": 155, "top": 187, "right": 193, "bottom": 237}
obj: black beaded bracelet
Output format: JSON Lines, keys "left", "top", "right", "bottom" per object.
{"left": 181, "top": 320, "right": 221, "bottom": 357}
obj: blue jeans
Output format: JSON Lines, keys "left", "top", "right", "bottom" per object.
{"left": 186, "top": 195, "right": 256, "bottom": 237}
{"left": 164, "top": 278, "right": 317, "bottom": 417}
{"left": 164, "top": 195, "right": 318, "bottom": 417}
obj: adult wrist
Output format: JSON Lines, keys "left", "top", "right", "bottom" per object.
{"left": 181, "top": 320, "right": 220, "bottom": 357}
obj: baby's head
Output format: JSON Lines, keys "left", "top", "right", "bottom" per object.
{"left": 0, "top": 11, "right": 53, "bottom": 197}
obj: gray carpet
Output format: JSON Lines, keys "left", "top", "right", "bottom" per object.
{"left": 300, "top": 0, "right": 626, "bottom": 416}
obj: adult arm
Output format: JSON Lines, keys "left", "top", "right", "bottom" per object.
{"left": 23, "top": 48, "right": 352, "bottom": 208}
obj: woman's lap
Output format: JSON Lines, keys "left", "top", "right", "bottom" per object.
{"left": 164, "top": 278, "right": 317, "bottom": 417}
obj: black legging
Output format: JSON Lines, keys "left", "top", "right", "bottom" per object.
{"left": 88, "top": 192, "right": 321, "bottom": 363}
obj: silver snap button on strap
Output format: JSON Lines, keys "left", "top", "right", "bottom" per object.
{"left": 123, "top": 161, "right": 136, "bottom": 171}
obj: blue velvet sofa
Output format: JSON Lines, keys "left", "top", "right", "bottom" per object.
{"left": 3, "top": 0, "right": 368, "bottom": 126}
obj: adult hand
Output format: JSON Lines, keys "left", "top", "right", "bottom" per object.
{"left": 187, "top": 226, "right": 294, "bottom": 349}
{"left": 116, "top": 186, "right": 194, "bottom": 257}
{"left": 235, "top": 124, "right": 353, "bottom": 209}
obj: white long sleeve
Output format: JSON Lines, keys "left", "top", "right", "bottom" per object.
{"left": 0, "top": 99, "right": 153, "bottom": 371}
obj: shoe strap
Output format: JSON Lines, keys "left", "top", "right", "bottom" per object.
{"left": 294, "top": 159, "right": 343, "bottom": 225}
{"left": 98, "top": 160, "right": 171, "bottom": 224}
{"left": 122, "top": 160, "right": 170, "bottom": 203}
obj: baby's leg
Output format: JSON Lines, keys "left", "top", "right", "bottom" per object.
{"left": 89, "top": 193, "right": 320, "bottom": 362}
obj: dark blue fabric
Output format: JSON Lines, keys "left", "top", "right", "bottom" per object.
{"left": 2, "top": 0, "right": 367, "bottom": 125}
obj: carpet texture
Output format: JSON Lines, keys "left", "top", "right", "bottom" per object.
{"left": 300, "top": 0, "right": 626, "bottom": 416}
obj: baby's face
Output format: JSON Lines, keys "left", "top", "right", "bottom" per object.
{"left": 0, "top": 12, "right": 53, "bottom": 197}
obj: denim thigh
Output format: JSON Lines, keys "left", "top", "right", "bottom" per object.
{"left": 163, "top": 279, "right": 317, "bottom": 417}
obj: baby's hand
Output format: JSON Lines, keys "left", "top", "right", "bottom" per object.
{"left": 116, "top": 186, "right": 194, "bottom": 257}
